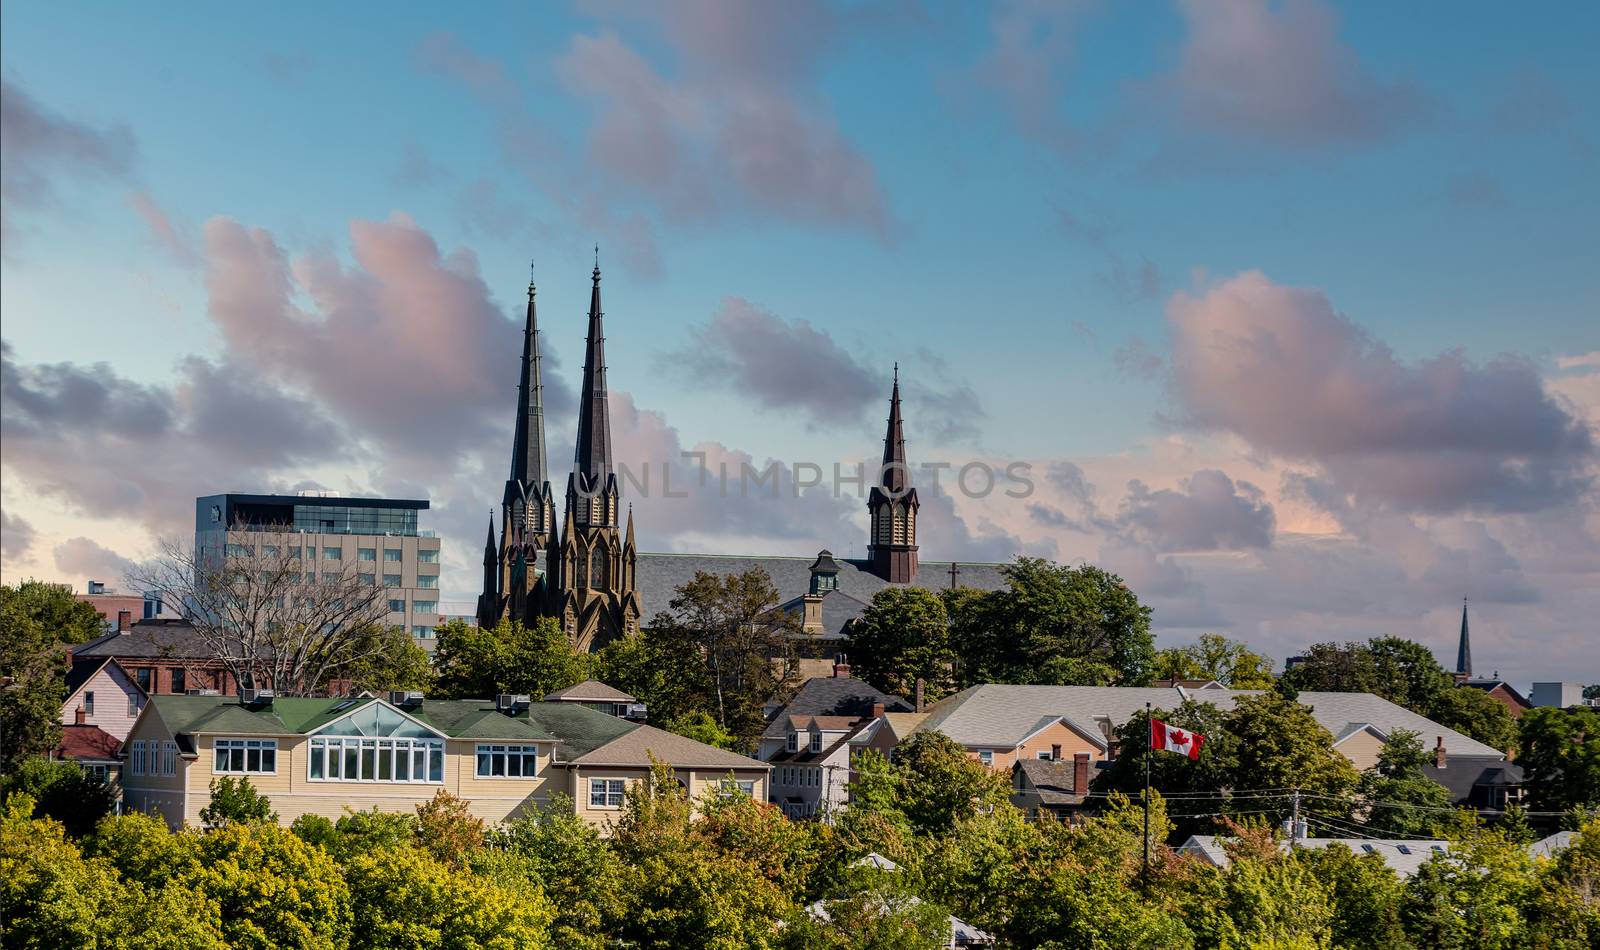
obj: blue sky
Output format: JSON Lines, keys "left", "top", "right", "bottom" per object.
{"left": 3, "top": 1, "right": 1597, "bottom": 684}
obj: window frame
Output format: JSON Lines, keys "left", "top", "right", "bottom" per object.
{"left": 785, "top": 732, "right": 798, "bottom": 753}
{"left": 129, "top": 739, "right": 146, "bottom": 776}
{"left": 474, "top": 743, "right": 539, "bottom": 779}
{"left": 589, "top": 778, "right": 626, "bottom": 808}
{"left": 307, "top": 735, "right": 443, "bottom": 784}
{"left": 83, "top": 691, "right": 94, "bottom": 717}
{"left": 213, "top": 738, "right": 279, "bottom": 775}
{"left": 809, "top": 731, "right": 823, "bottom": 753}
{"left": 977, "top": 749, "right": 994, "bottom": 767}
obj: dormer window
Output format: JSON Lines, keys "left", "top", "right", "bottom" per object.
{"left": 786, "top": 732, "right": 798, "bottom": 753}
{"left": 809, "top": 731, "right": 824, "bottom": 753}
{"left": 808, "top": 550, "right": 842, "bottom": 595}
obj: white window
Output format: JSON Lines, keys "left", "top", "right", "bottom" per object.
{"left": 719, "top": 779, "right": 757, "bottom": 798}
{"left": 476, "top": 744, "right": 538, "bottom": 778}
{"left": 213, "top": 738, "right": 278, "bottom": 775}
{"left": 413, "top": 601, "right": 437, "bottom": 614}
{"left": 786, "top": 732, "right": 798, "bottom": 753}
{"left": 809, "top": 732, "right": 823, "bottom": 753}
{"left": 160, "top": 740, "right": 177, "bottom": 776}
{"left": 590, "top": 778, "right": 625, "bottom": 808}
{"left": 323, "top": 547, "right": 341, "bottom": 560}
{"left": 309, "top": 736, "right": 443, "bottom": 783}
{"left": 83, "top": 691, "right": 95, "bottom": 717}
{"left": 128, "top": 693, "right": 143, "bottom": 717}
{"left": 412, "top": 626, "right": 434, "bottom": 639}
{"left": 1037, "top": 751, "right": 1052, "bottom": 760}
{"left": 130, "top": 739, "right": 146, "bottom": 776}
{"left": 358, "top": 548, "right": 376, "bottom": 561}
{"left": 978, "top": 749, "right": 994, "bottom": 767}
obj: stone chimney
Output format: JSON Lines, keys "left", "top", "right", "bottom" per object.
{"left": 871, "top": 702, "right": 886, "bottom": 719}
{"left": 74, "top": 706, "right": 87, "bottom": 725}
{"left": 832, "top": 654, "right": 851, "bottom": 679}
{"left": 1434, "top": 735, "right": 1447, "bottom": 769}
{"left": 914, "top": 678, "right": 925, "bottom": 712}
{"left": 1073, "top": 752, "right": 1090, "bottom": 794}
{"left": 116, "top": 610, "right": 132, "bottom": 632}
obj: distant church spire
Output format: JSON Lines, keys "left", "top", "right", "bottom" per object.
{"left": 507, "top": 260, "right": 548, "bottom": 494}
{"left": 867, "top": 366, "right": 919, "bottom": 583}
{"left": 573, "top": 252, "right": 612, "bottom": 481}
{"left": 1456, "top": 598, "right": 1472, "bottom": 681}
{"left": 881, "top": 362, "right": 908, "bottom": 493}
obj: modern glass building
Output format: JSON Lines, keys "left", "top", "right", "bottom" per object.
{"left": 195, "top": 492, "right": 444, "bottom": 646}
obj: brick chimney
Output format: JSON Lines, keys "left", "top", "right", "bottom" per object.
{"left": 914, "top": 678, "right": 925, "bottom": 712}
{"left": 832, "top": 654, "right": 851, "bottom": 678}
{"left": 116, "top": 610, "right": 132, "bottom": 632}
{"left": 1073, "top": 752, "right": 1090, "bottom": 794}
{"left": 1434, "top": 735, "right": 1447, "bottom": 769}
{"left": 871, "top": 702, "right": 885, "bottom": 719}
{"left": 74, "top": 706, "right": 87, "bottom": 725}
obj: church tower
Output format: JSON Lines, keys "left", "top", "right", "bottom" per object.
{"left": 554, "top": 255, "right": 640, "bottom": 650}
{"left": 867, "top": 366, "right": 919, "bottom": 583}
{"left": 1454, "top": 598, "right": 1473, "bottom": 684}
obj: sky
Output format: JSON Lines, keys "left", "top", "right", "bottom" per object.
{"left": 2, "top": 0, "right": 1596, "bottom": 686}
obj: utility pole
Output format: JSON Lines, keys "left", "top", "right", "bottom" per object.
{"left": 1143, "top": 702, "right": 1152, "bottom": 886}
{"left": 1291, "top": 789, "right": 1301, "bottom": 841}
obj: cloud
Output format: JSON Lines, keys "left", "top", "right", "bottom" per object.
{"left": 1118, "top": 469, "right": 1275, "bottom": 551}
{"left": 52, "top": 537, "right": 138, "bottom": 586}
{"left": 972, "top": 0, "right": 1093, "bottom": 158}
{"left": 1165, "top": 271, "right": 1594, "bottom": 513}
{"left": 1153, "top": 0, "right": 1428, "bottom": 150}
{"left": 127, "top": 192, "right": 197, "bottom": 265}
{"left": 414, "top": 31, "right": 517, "bottom": 104}
{"left": 1, "top": 511, "right": 36, "bottom": 564}
{"left": 0, "top": 78, "right": 137, "bottom": 249}
{"left": 1114, "top": 337, "right": 1164, "bottom": 380}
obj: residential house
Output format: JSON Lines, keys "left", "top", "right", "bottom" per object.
{"left": 757, "top": 663, "right": 913, "bottom": 819}
{"left": 1422, "top": 740, "right": 1525, "bottom": 813}
{"left": 121, "top": 691, "right": 768, "bottom": 831}
{"left": 60, "top": 657, "right": 148, "bottom": 745}
{"left": 1180, "top": 834, "right": 1452, "bottom": 878}
{"left": 911, "top": 685, "right": 1505, "bottom": 774}
{"left": 52, "top": 724, "right": 124, "bottom": 784}
{"left": 70, "top": 619, "right": 236, "bottom": 698}
{"left": 543, "top": 679, "right": 647, "bottom": 721}
{"left": 1461, "top": 678, "right": 1532, "bottom": 718}
{"left": 1010, "top": 755, "right": 1100, "bottom": 820}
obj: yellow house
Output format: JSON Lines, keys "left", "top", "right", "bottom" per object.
{"left": 121, "top": 692, "right": 769, "bottom": 831}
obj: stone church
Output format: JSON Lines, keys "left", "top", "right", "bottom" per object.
{"left": 478, "top": 260, "right": 1005, "bottom": 653}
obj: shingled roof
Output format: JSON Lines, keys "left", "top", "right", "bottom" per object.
{"left": 544, "top": 680, "right": 637, "bottom": 704}
{"left": 566, "top": 723, "right": 769, "bottom": 771}
{"left": 54, "top": 724, "right": 122, "bottom": 762}
{"left": 73, "top": 619, "right": 216, "bottom": 659}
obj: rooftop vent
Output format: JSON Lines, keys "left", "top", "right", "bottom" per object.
{"left": 388, "top": 690, "right": 424, "bottom": 708}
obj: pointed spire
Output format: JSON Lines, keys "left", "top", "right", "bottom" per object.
{"left": 507, "top": 258, "right": 548, "bottom": 494}
{"left": 1456, "top": 597, "right": 1472, "bottom": 678}
{"left": 574, "top": 251, "right": 612, "bottom": 480}
{"left": 880, "top": 364, "right": 908, "bottom": 493}
{"left": 625, "top": 504, "right": 635, "bottom": 546}
{"left": 482, "top": 515, "right": 497, "bottom": 565}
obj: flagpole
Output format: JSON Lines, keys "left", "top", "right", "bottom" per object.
{"left": 1143, "top": 701, "right": 1151, "bottom": 886}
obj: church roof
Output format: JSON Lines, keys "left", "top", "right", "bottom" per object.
{"left": 635, "top": 552, "right": 1008, "bottom": 638}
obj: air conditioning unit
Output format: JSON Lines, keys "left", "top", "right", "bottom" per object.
{"left": 186, "top": 688, "right": 221, "bottom": 696}
{"left": 388, "top": 690, "right": 424, "bottom": 708}
{"left": 624, "top": 703, "right": 649, "bottom": 721}
{"left": 496, "top": 693, "right": 531, "bottom": 714}
{"left": 241, "top": 688, "right": 275, "bottom": 706}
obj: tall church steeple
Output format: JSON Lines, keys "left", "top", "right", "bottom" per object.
{"left": 867, "top": 365, "right": 919, "bottom": 583}
{"left": 573, "top": 250, "right": 613, "bottom": 487}
{"left": 495, "top": 263, "right": 557, "bottom": 622}
{"left": 1455, "top": 598, "right": 1473, "bottom": 683}
{"left": 508, "top": 260, "right": 549, "bottom": 498}
{"left": 476, "top": 515, "right": 498, "bottom": 628}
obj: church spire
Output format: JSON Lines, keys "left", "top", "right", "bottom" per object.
{"left": 507, "top": 260, "right": 548, "bottom": 495}
{"left": 573, "top": 249, "right": 612, "bottom": 480}
{"left": 1456, "top": 598, "right": 1472, "bottom": 680}
{"left": 880, "top": 362, "right": 908, "bottom": 493}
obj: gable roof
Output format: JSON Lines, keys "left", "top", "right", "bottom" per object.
{"left": 1462, "top": 679, "right": 1532, "bottom": 709}
{"left": 566, "top": 722, "right": 769, "bottom": 770}
{"left": 54, "top": 724, "right": 122, "bottom": 762}
{"left": 913, "top": 685, "right": 1504, "bottom": 758}
{"left": 1014, "top": 758, "right": 1087, "bottom": 803}
{"left": 543, "top": 680, "right": 637, "bottom": 704}
{"left": 73, "top": 619, "right": 217, "bottom": 660}
{"left": 1421, "top": 755, "right": 1525, "bottom": 804}
{"left": 771, "top": 674, "right": 912, "bottom": 721}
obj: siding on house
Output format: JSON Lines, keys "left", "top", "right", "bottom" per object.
{"left": 61, "top": 660, "right": 145, "bottom": 744}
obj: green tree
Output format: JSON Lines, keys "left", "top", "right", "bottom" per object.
{"left": 0, "top": 794, "right": 126, "bottom": 949}
{"left": 344, "top": 845, "right": 554, "bottom": 950}
{"left": 0, "top": 757, "right": 118, "bottom": 837}
{"left": 492, "top": 797, "right": 630, "bottom": 950}
{"left": 1524, "top": 816, "right": 1600, "bottom": 947}
{"left": 1153, "top": 633, "right": 1276, "bottom": 688}
{"left": 645, "top": 569, "right": 802, "bottom": 740}
{"left": 340, "top": 626, "right": 434, "bottom": 693}
{"left": 782, "top": 869, "right": 954, "bottom": 950}
{"left": 84, "top": 810, "right": 201, "bottom": 887}
{"left": 432, "top": 617, "right": 588, "bottom": 699}
{"left": 416, "top": 789, "right": 485, "bottom": 867}
{"left": 664, "top": 710, "right": 741, "bottom": 751}
{"left": 1358, "top": 730, "right": 1454, "bottom": 839}
{"left": 2, "top": 580, "right": 108, "bottom": 644}
{"left": 0, "top": 586, "right": 70, "bottom": 769}
{"left": 1293, "top": 844, "right": 1411, "bottom": 950}
{"left": 891, "top": 732, "right": 1013, "bottom": 836}
{"left": 1226, "top": 692, "right": 1359, "bottom": 820}
{"left": 593, "top": 625, "right": 713, "bottom": 726}
{"left": 1367, "top": 636, "right": 1454, "bottom": 715}
{"left": 183, "top": 821, "right": 352, "bottom": 950}
{"left": 1093, "top": 701, "right": 1238, "bottom": 839}
{"left": 1428, "top": 686, "right": 1519, "bottom": 754}
{"left": 1518, "top": 706, "right": 1600, "bottom": 812}
{"left": 199, "top": 775, "right": 277, "bottom": 826}
{"left": 952, "top": 558, "right": 1155, "bottom": 687}
{"left": 845, "top": 587, "right": 956, "bottom": 701}
{"left": 1400, "top": 817, "right": 1535, "bottom": 950}
{"left": 1281, "top": 641, "right": 1383, "bottom": 695}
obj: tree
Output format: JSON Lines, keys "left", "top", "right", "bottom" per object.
{"left": 1293, "top": 844, "right": 1410, "bottom": 950}
{"left": 184, "top": 821, "right": 352, "bottom": 950}
{"left": 1281, "top": 641, "right": 1383, "bottom": 695}
{"left": 0, "top": 585, "right": 69, "bottom": 769}
{"left": 1366, "top": 637, "right": 1454, "bottom": 716}
{"left": 415, "top": 789, "right": 484, "bottom": 867}
{"left": 1427, "top": 686, "right": 1518, "bottom": 754}
{"left": 343, "top": 845, "right": 554, "bottom": 950}
{"left": 952, "top": 558, "right": 1155, "bottom": 687}
{"left": 1153, "top": 633, "right": 1275, "bottom": 688}
{"left": 1093, "top": 701, "right": 1238, "bottom": 839}
{"left": 1226, "top": 692, "right": 1359, "bottom": 820}
{"left": 1400, "top": 817, "right": 1535, "bottom": 949}
{"left": 3, "top": 580, "right": 108, "bottom": 644}
{"left": 646, "top": 569, "right": 801, "bottom": 740}
{"left": 128, "top": 537, "right": 395, "bottom": 695}
{"left": 0, "top": 757, "right": 118, "bottom": 837}
{"left": 1358, "top": 730, "right": 1454, "bottom": 839}
{"left": 845, "top": 587, "right": 956, "bottom": 702}
{"left": 593, "top": 625, "right": 713, "bottom": 726}
{"left": 665, "top": 710, "right": 741, "bottom": 751}
{"left": 340, "top": 629, "right": 433, "bottom": 694}
{"left": 432, "top": 616, "right": 587, "bottom": 699}
{"left": 889, "top": 732, "right": 1013, "bottom": 836}
{"left": 1518, "top": 706, "right": 1600, "bottom": 813}
{"left": 199, "top": 775, "right": 277, "bottom": 826}
{"left": 493, "top": 797, "right": 630, "bottom": 950}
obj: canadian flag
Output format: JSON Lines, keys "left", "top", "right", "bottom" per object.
{"left": 1151, "top": 719, "right": 1204, "bottom": 760}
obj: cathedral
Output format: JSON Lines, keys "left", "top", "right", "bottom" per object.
{"left": 479, "top": 259, "right": 1005, "bottom": 654}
